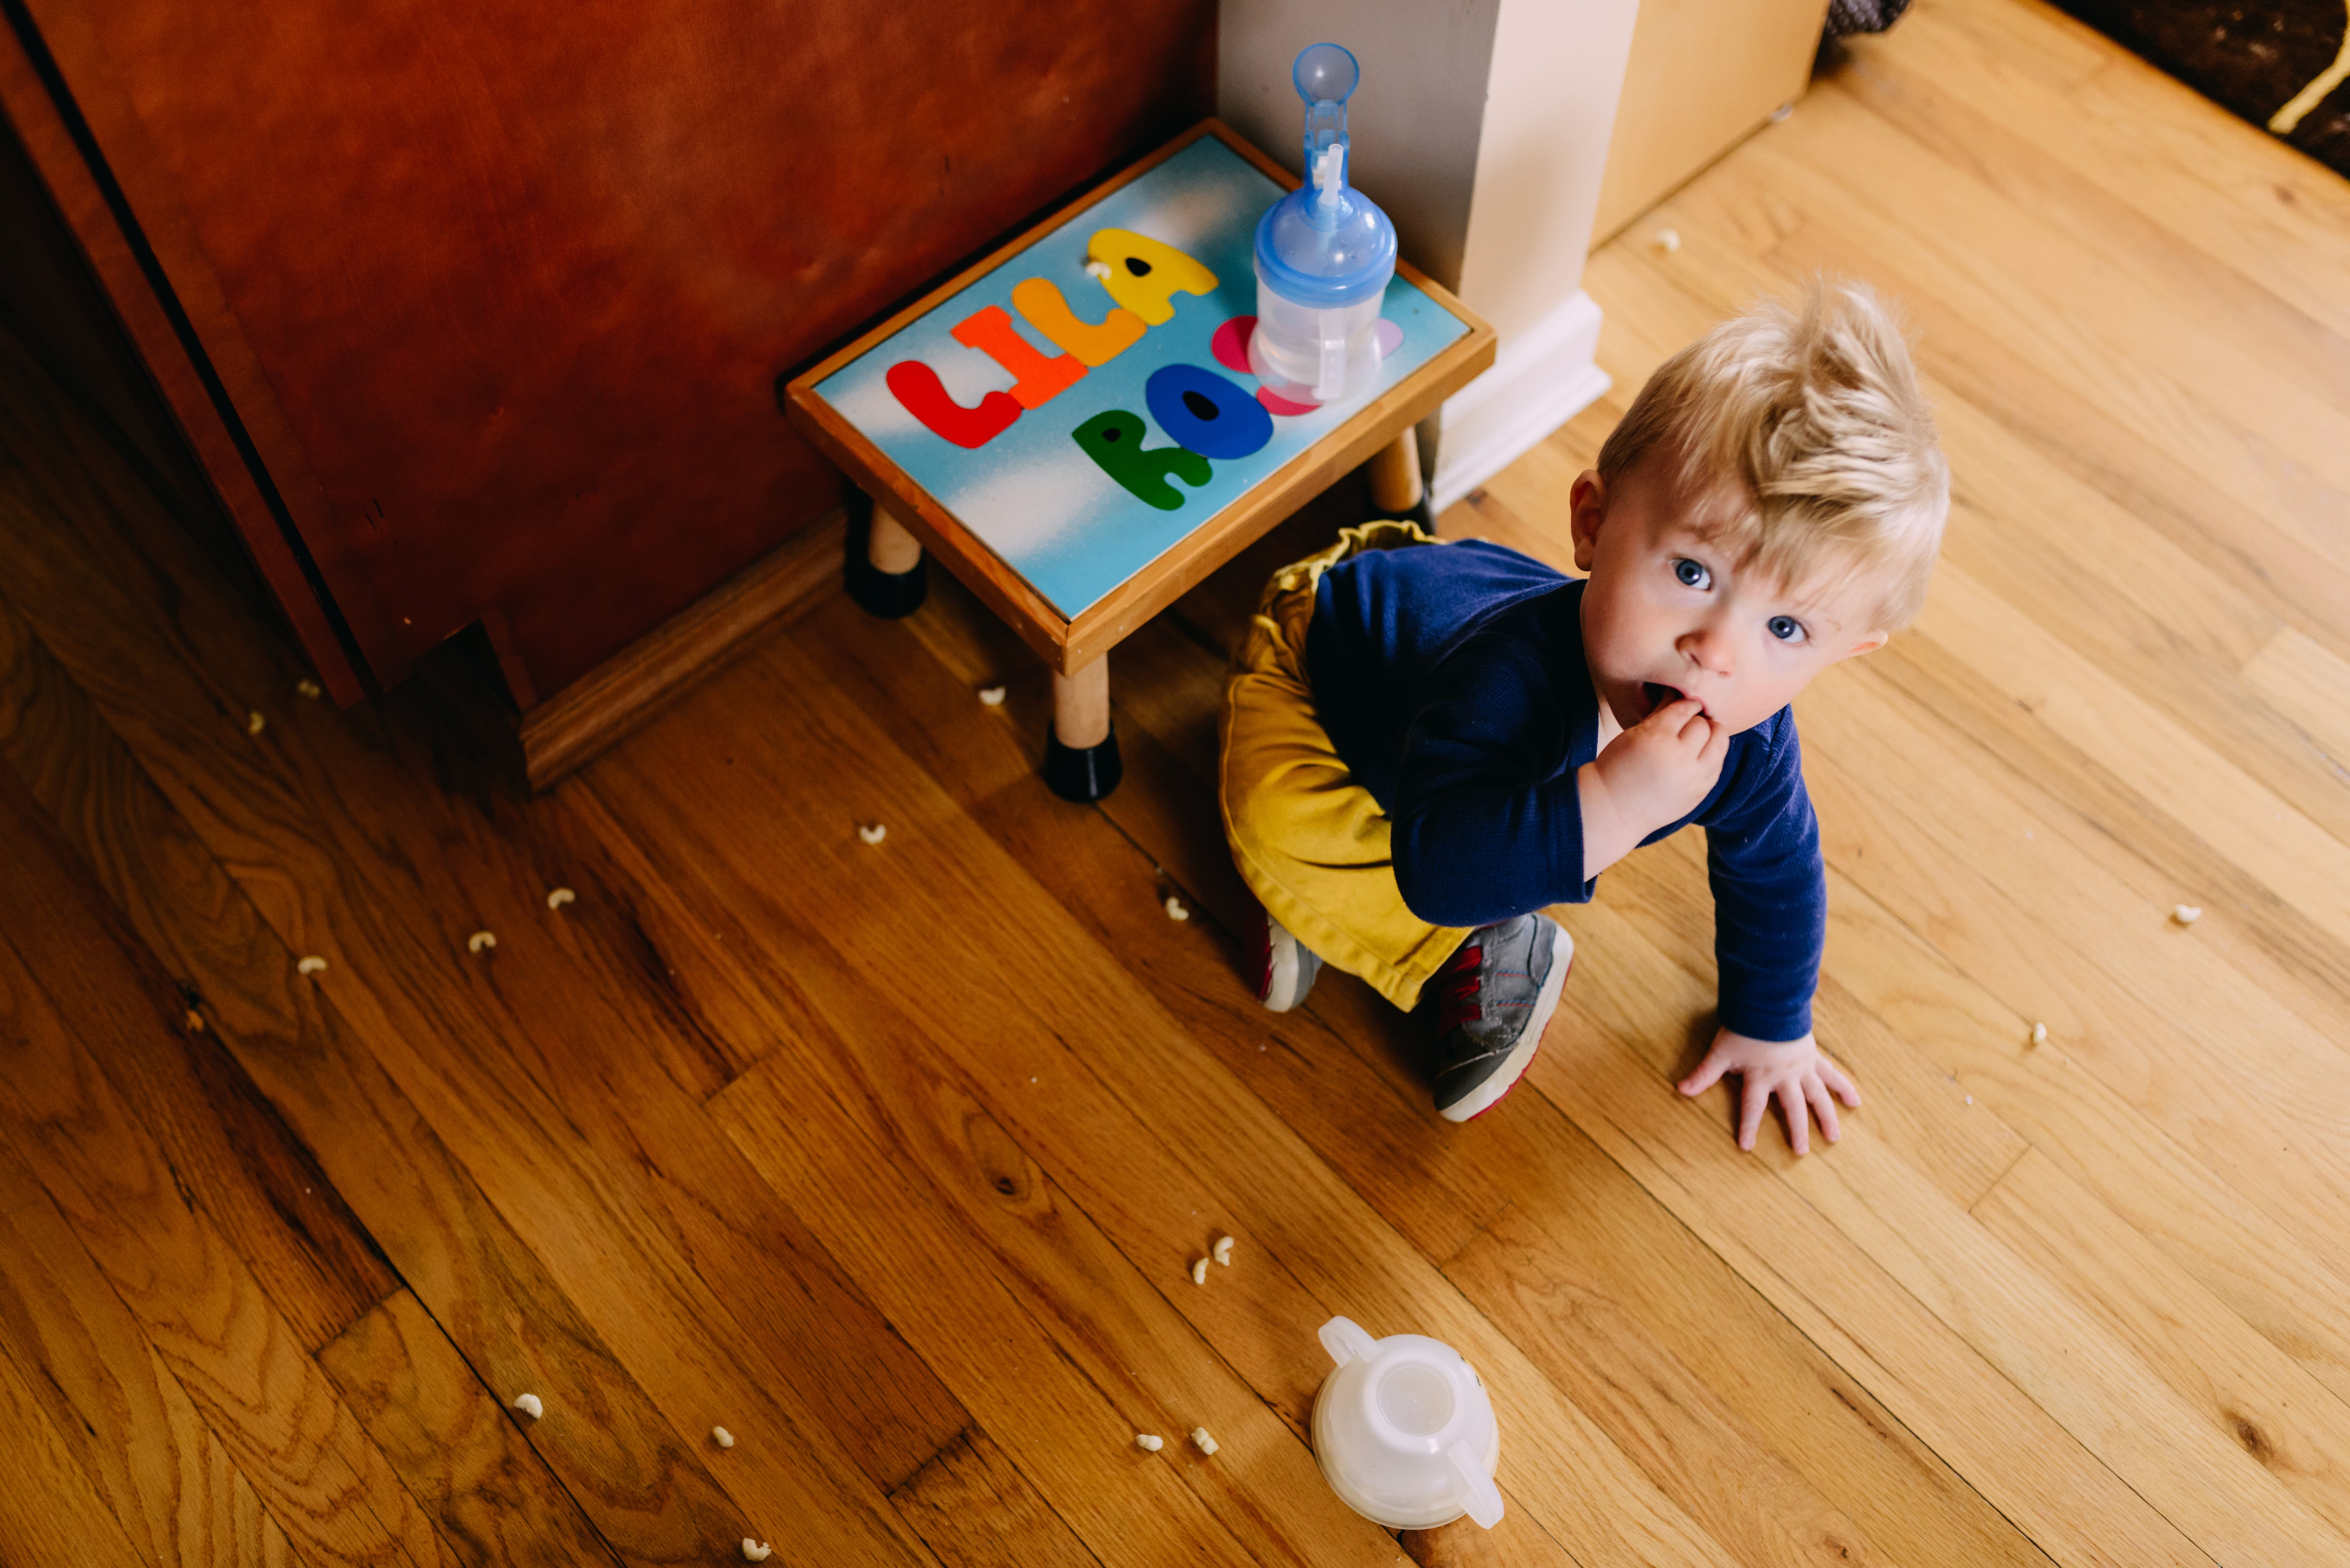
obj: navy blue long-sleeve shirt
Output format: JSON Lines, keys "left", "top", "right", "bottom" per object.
{"left": 1306, "top": 539, "right": 1826, "bottom": 1041}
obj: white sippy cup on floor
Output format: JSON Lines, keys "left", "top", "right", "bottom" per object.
{"left": 1310, "top": 1315, "right": 1504, "bottom": 1530}
{"left": 1251, "top": 43, "right": 1399, "bottom": 403}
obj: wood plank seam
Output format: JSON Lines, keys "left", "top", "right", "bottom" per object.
{"left": 0, "top": 599, "right": 853, "bottom": 1567}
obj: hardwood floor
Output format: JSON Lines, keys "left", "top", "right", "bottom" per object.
{"left": 3, "top": 0, "right": 2347, "bottom": 1562}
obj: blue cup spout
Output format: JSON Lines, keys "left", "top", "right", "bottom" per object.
{"left": 1256, "top": 42, "right": 1396, "bottom": 304}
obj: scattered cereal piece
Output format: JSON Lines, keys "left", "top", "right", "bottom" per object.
{"left": 1769, "top": 101, "right": 1794, "bottom": 123}
{"left": 295, "top": 678, "right": 322, "bottom": 699}
{"left": 1165, "top": 896, "right": 1190, "bottom": 922}
{"left": 547, "top": 887, "right": 577, "bottom": 910}
{"left": 1213, "top": 1235, "right": 1234, "bottom": 1266}
{"left": 1085, "top": 259, "right": 1113, "bottom": 280}
{"left": 2172, "top": 904, "right": 2202, "bottom": 925}
{"left": 979, "top": 686, "right": 1007, "bottom": 706}
{"left": 1190, "top": 1257, "right": 1209, "bottom": 1285}
{"left": 246, "top": 710, "right": 266, "bottom": 735}
{"left": 712, "top": 1427, "right": 735, "bottom": 1449}
{"left": 511, "top": 1393, "right": 542, "bottom": 1420}
{"left": 858, "top": 823, "right": 887, "bottom": 845}
{"left": 1134, "top": 1433, "right": 1164, "bottom": 1451}
{"left": 742, "top": 1541, "right": 772, "bottom": 1563}
{"left": 1191, "top": 1427, "right": 1218, "bottom": 1455}
{"left": 296, "top": 956, "right": 327, "bottom": 975}
{"left": 184, "top": 1009, "right": 206, "bottom": 1033}
{"left": 1965, "top": 1095, "right": 1974, "bottom": 1106}
{"left": 1652, "top": 227, "right": 1682, "bottom": 253}
{"left": 468, "top": 930, "right": 497, "bottom": 954}
{"left": 2029, "top": 1022, "right": 2048, "bottom": 1047}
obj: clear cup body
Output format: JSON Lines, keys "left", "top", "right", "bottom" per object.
{"left": 1309, "top": 1333, "right": 1500, "bottom": 1529}
{"left": 1252, "top": 259, "right": 1391, "bottom": 402}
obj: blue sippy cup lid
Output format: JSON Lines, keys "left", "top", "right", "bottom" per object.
{"left": 1254, "top": 43, "right": 1397, "bottom": 309}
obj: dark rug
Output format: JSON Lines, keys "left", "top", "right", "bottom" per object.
{"left": 2047, "top": 1, "right": 2350, "bottom": 179}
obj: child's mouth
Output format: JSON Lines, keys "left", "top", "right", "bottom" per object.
{"left": 1643, "top": 681, "right": 1684, "bottom": 718}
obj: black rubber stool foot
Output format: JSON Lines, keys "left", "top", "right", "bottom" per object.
{"left": 1396, "top": 493, "right": 1438, "bottom": 532}
{"left": 845, "top": 542, "right": 928, "bottom": 619}
{"left": 1044, "top": 722, "right": 1123, "bottom": 802}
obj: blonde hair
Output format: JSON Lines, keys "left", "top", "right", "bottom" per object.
{"left": 1596, "top": 278, "right": 1949, "bottom": 630}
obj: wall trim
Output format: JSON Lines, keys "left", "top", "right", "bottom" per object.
{"left": 517, "top": 510, "right": 844, "bottom": 791}
{"left": 1430, "top": 289, "right": 1609, "bottom": 512}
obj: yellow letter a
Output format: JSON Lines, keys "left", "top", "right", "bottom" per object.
{"left": 1085, "top": 229, "right": 1218, "bottom": 326}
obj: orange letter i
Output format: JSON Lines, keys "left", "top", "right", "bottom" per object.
{"left": 1011, "top": 277, "right": 1145, "bottom": 367}
{"left": 950, "top": 305, "right": 1086, "bottom": 409}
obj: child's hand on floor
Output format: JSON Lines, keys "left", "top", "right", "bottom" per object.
{"left": 1678, "top": 1028, "right": 1861, "bottom": 1155}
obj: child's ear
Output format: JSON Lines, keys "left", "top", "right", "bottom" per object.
{"left": 1839, "top": 630, "right": 1891, "bottom": 662}
{"left": 1569, "top": 470, "right": 1607, "bottom": 572}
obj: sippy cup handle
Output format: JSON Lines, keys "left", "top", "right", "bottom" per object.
{"left": 1315, "top": 333, "right": 1348, "bottom": 402}
{"left": 1447, "top": 1441, "right": 1505, "bottom": 1529}
{"left": 1317, "top": 1316, "right": 1379, "bottom": 1367}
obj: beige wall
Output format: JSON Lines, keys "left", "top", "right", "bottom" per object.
{"left": 1592, "top": 0, "right": 1829, "bottom": 246}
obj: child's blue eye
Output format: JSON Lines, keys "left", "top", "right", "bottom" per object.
{"left": 1672, "top": 558, "right": 1709, "bottom": 588}
{"left": 1768, "top": 615, "right": 1805, "bottom": 643}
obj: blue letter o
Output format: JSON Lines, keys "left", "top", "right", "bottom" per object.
{"left": 1145, "top": 363, "right": 1274, "bottom": 460}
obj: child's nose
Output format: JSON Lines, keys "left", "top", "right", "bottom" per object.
{"left": 1680, "top": 625, "right": 1736, "bottom": 675}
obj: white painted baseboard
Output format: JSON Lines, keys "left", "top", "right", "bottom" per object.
{"left": 1429, "top": 290, "right": 1611, "bottom": 512}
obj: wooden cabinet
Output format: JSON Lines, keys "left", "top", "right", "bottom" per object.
{"left": 1592, "top": 0, "right": 1830, "bottom": 246}
{"left": 1, "top": 0, "right": 1212, "bottom": 762}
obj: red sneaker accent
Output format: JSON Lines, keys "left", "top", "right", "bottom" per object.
{"left": 1434, "top": 944, "right": 1484, "bottom": 1035}
{"left": 1249, "top": 911, "right": 1276, "bottom": 1002}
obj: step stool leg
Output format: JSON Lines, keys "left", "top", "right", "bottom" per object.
{"left": 1367, "top": 425, "right": 1436, "bottom": 531}
{"left": 846, "top": 491, "right": 929, "bottom": 617}
{"left": 1044, "top": 653, "right": 1121, "bottom": 802}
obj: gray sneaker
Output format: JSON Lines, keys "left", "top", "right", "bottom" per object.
{"left": 1251, "top": 905, "right": 1324, "bottom": 1013}
{"left": 1430, "top": 913, "right": 1573, "bottom": 1122}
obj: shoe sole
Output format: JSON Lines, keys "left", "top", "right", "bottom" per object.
{"left": 1440, "top": 923, "right": 1573, "bottom": 1123}
{"left": 1260, "top": 919, "right": 1308, "bottom": 1013}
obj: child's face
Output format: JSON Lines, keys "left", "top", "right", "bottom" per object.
{"left": 1570, "top": 460, "right": 1891, "bottom": 737}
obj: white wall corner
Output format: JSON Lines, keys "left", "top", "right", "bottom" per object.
{"left": 1431, "top": 289, "right": 1609, "bottom": 511}
{"left": 1429, "top": 0, "right": 1638, "bottom": 510}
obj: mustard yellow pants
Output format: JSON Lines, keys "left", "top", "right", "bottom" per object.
{"left": 1218, "top": 522, "right": 1471, "bottom": 1011}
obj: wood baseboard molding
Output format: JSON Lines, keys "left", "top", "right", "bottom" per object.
{"left": 519, "top": 510, "right": 844, "bottom": 790}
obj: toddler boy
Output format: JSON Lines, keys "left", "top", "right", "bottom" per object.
{"left": 1219, "top": 281, "right": 1948, "bottom": 1147}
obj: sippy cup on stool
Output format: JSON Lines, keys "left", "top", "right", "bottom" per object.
{"left": 1310, "top": 1315, "right": 1504, "bottom": 1530}
{"left": 1251, "top": 43, "right": 1399, "bottom": 403}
